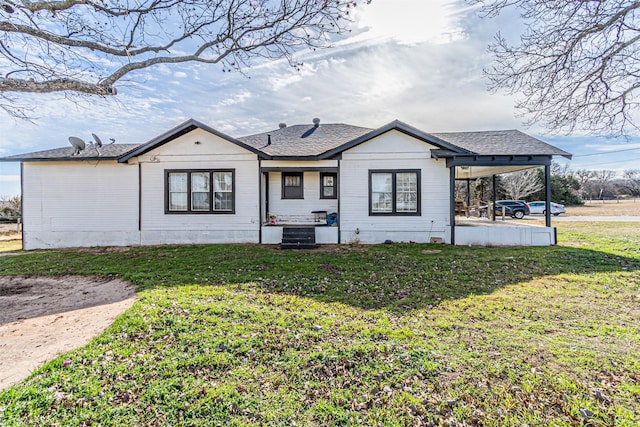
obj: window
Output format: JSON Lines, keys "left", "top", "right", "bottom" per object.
{"left": 369, "top": 170, "right": 420, "bottom": 215}
{"left": 282, "top": 172, "right": 303, "bottom": 199}
{"left": 191, "top": 172, "right": 210, "bottom": 211}
{"left": 320, "top": 172, "right": 337, "bottom": 199}
{"left": 166, "top": 169, "right": 234, "bottom": 214}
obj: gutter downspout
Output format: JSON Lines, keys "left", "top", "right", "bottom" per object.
{"left": 138, "top": 163, "right": 142, "bottom": 235}
{"left": 338, "top": 158, "right": 341, "bottom": 244}
{"left": 258, "top": 159, "right": 262, "bottom": 244}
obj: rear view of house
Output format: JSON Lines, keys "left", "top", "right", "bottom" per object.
{"left": 1, "top": 118, "right": 571, "bottom": 250}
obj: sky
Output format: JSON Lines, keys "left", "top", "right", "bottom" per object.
{"left": 1, "top": 0, "right": 639, "bottom": 198}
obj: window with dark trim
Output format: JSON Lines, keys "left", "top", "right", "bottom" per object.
{"left": 369, "top": 170, "right": 421, "bottom": 215}
{"left": 282, "top": 172, "right": 303, "bottom": 199}
{"left": 165, "top": 169, "right": 235, "bottom": 214}
{"left": 320, "top": 172, "right": 337, "bottom": 199}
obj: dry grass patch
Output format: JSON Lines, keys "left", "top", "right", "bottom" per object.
{"left": 566, "top": 199, "right": 640, "bottom": 216}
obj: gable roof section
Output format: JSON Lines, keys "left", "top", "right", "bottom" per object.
{"left": 316, "top": 120, "right": 473, "bottom": 159}
{"left": 118, "top": 118, "right": 266, "bottom": 162}
{"left": 237, "top": 120, "right": 472, "bottom": 160}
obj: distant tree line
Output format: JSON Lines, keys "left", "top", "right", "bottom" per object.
{"left": 456, "top": 165, "right": 639, "bottom": 206}
{"left": 0, "top": 195, "right": 21, "bottom": 221}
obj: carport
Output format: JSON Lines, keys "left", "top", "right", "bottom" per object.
{"left": 430, "top": 130, "right": 572, "bottom": 246}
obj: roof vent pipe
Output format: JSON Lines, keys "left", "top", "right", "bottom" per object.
{"left": 312, "top": 117, "right": 320, "bottom": 127}
{"left": 278, "top": 122, "right": 287, "bottom": 129}
{"left": 260, "top": 134, "right": 272, "bottom": 149}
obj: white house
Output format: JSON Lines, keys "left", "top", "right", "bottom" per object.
{"left": 1, "top": 119, "right": 571, "bottom": 250}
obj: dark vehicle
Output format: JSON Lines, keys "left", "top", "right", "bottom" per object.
{"left": 479, "top": 200, "right": 530, "bottom": 219}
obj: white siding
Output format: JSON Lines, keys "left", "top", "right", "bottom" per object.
{"left": 21, "top": 129, "right": 262, "bottom": 249}
{"left": 456, "top": 225, "right": 555, "bottom": 246}
{"left": 340, "top": 130, "right": 451, "bottom": 244}
{"left": 137, "top": 129, "right": 260, "bottom": 244}
{"left": 22, "top": 161, "right": 139, "bottom": 249}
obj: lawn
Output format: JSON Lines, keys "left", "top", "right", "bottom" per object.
{"left": 0, "top": 222, "right": 639, "bottom": 426}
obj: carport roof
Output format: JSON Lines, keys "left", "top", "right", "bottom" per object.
{"left": 431, "top": 129, "right": 572, "bottom": 158}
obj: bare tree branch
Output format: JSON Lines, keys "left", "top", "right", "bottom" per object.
{"left": 470, "top": 0, "right": 640, "bottom": 136}
{"left": 0, "top": 0, "right": 369, "bottom": 118}
{"left": 500, "top": 168, "right": 543, "bottom": 200}
{"left": 622, "top": 169, "right": 640, "bottom": 196}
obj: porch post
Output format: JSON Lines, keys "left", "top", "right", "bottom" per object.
{"left": 545, "top": 164, "right": 552, "bottom": 228}
{"left": 450, "top": 166, "right": 456, "bottom": 245}
{"left": 264, "top": 171, "right": 269, "bottom": 223}
{"left": 491, "top": 174, "right": 497, "bottom": 222}
{"left": 466, "top": 179, "right": 471, "bottom": 206}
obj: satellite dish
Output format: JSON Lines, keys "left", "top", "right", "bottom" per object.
{"left": 68, "top": 137, "right": 86, "bottom": 156}
{"left": 92, "top": 133, "right": 103, "bottom": 148}
{"left": 91, "top": 133, "right": 104, "bottom": 156}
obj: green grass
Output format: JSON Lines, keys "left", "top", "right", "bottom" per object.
{"left": 1, "top": 222, "right": 639, "bottom": 426}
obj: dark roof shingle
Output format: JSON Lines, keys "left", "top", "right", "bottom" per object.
{"left": 0, "top": 144, "right": 140, "bottom": 161}
{"left": 237, "top": 123, "right": 373, "bottom": 157}
{"left": 432, "top": 130, "right": 571, "bottom": 157}
{"left": 0, "top": 121, "right": 571, "bottom": 162}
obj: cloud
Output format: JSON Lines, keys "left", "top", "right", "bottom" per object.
{"left": 351, "top": 0, "right": 466, "bottom": 46}
{"left": 217, "top": 90, "right": 253, "bottom": 107}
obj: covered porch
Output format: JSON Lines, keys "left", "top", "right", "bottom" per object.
{"left": 259, "top": 163, "right": 340, "bottom": 245}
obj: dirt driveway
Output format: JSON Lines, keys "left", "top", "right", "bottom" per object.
{"left": 0, "top": 276, "right": 136, "bottom": 390}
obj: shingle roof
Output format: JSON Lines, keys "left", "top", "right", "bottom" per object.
{"left": 0, "top": 144, "right": 140, "bottom": 161}
{"left": 237, "top": 123, "right": 373, "bottom": 157}
{"left": 0, "top": 121, "right": 571, "bottom": 162}
{"left": 432, "top": 130, "right": 572, "bottom": 158}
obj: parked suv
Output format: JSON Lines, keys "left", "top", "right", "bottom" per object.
{"left": 479, "top": 200, "right": 530, "bottom": 219}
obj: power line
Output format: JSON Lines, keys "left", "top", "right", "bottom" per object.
{"left": 571, "top": 156, "right": 640, "bottom": 168}
{"left": 573, "top": 147, "right": 640, "bottom": 157}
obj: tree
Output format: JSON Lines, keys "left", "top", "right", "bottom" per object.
{"left": 470, "top": 1, "right": 640, "bottom": 136}
{"left": 550, "top": 174, "right": 582, "bottom": 206}
{"left": 592, "top": 170, "right": 617, "bottom": 199}
{"left": 622, "top": 169, "right": 640, "bottom": 197}
{"left": 500, "top": 168, "right": 543, "bottom": 200}
{"left": 0, "top": 195, "right": 20, "bottom": 219}
{"left": 529, "top": 163, "right": 582, "bottom": 205}
{"left": 472, "top": 176, "right": 500, "bottom": 203}
{"left": 0, "top": 0, "right": 367, "bottom": 118}
{"left": 574, "top": 169, "right": 595, "bottom": 189}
